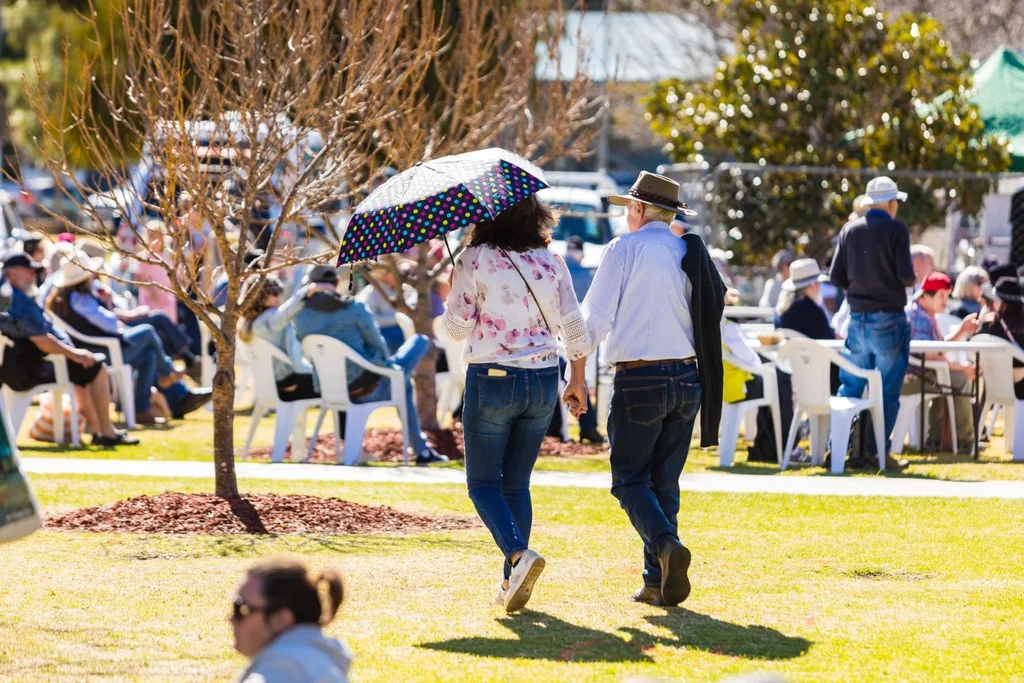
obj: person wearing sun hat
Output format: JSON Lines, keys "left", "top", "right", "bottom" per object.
{"left": 582, "top": 170, "right": 725, "bottom": 607}
{"left": 979, "top": 274, "right": 1024, "bottom": 426}
{"left": 829, "top": 176, "right": 916, "bottom": 460}
{"left": 774, "top": 258, "right": 837, "bottom": 344}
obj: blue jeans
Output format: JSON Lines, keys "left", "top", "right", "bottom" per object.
{"left": 356, "top": 334, "right": 430, "bottom": 454}
{"left": 127, "top": 312, "right": 191, "bottom": 358}
{"left": 463, "top": 363, "right": 558, "bottom": 579}
{"left": 608, "top": 361, "right": 701, "bottom": 590}
{"left": 839, "top": 311, "right": 911, "bottom": 451}
{"left": 380, "top": 325, "right": 405, "bottom": 355}
{"left": 121, "top": 324, "right": 177, "bottom": 413}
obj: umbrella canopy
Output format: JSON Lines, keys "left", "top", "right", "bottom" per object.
{"left": 337, "top": 148, "right": 548, "bottom": 265}
{"left": 972, "top": 46, "right": 1024, "bottom": 172}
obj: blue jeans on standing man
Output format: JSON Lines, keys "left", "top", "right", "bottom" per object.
{"left": 838, "top": 311, "right": 911, "bottom": 452}
{"left": 463, "top": 363, "right": 558, "bottom": 579}
{"left": 609, "top": 360, "right": 701, "bottom": 590}
{"left": 355, "top": 333, "right": 432, "bottom": 455}
{"left": 120, "top": 323, "right": 184, "bottom": 414}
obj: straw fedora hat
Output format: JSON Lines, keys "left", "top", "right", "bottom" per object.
{"left": 782, "top": 258, "right": 829, "bottom": 291}
{"left": 52, "top": 252, "right": 105, "bottom": 289}
{"left": 608, "top": 171, "right": 697, "bottom": 216}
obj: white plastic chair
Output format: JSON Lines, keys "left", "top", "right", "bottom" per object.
{"left": 301, "top": 335, "right": 411, "bottom": 466}
{"left": 48, "top": 314, "right": 135, "bottom": 429}
{"left": 432, "top": 317, "right": 466, "bottom": 424}
{"left": 891, "top": 357, "right": 958, "bottom": 454}
{"left": 973, "top": 334, "right": 1024, "bottom": 461}
{"left": 239, "top": 338, "right": 322, "bottom": 463}
{"left": 395, "top": 312, "right": 417, "bottom": 342}
{"left": 719, "top": 349, "right": 783, "bottom": 467}
{"left": 778, "top": 338, "right": 886, "bottom": 473}
{"left": 0, "top": 334, "right": 80, "bottom": 446}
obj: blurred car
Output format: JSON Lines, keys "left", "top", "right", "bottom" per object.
{"left": 0, "top": 191, "right": 29, "bottom": 250}
{"left": 538, "top": 186, "right": 614, "bottom": 269}
{"left": 20, "top": 175, "right": 89, "bottom": 233}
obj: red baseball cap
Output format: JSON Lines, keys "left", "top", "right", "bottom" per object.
{"left": 916, "top": 271, "right": 953, "bottom": 297}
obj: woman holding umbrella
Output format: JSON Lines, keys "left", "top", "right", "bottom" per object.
{"left": 338, "top": 149, "right": 591, "bottom": 612}
{"left": 443, "top": 195, "right": 591, "bottom": 612}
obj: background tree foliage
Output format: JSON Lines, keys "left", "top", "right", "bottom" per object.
{"left": 646, "top": 0, "right": 1012, "bottom": 263}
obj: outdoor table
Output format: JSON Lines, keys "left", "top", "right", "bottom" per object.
{"left": 724, "top": 306, "right": 775, "bottom": 321}
{"left": 745, "top": 337, "right": 1007, "bottom": 458}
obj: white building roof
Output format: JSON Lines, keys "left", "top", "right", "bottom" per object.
{"left": 535, "top": 11, "right": 732, "bottom": 83}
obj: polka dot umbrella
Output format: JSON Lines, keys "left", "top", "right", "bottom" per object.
{"left": 336, "top": 147, "right": 548, "bottom": 266}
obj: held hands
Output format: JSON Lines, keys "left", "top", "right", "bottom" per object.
{"left": 562, "top": 381, "right": 588, "bottom": 417}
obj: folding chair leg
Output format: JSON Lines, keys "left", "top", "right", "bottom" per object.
{"left": 985, "top": 403, "right": 999, "bottom": 441}
{"left": 271, "top": 403, "right": 298, "bottom": 463}
{"left": 718, "top": 403, "right": 742, "bottom": 467}
{"left": 332, "top": 410, "right": 344, "bottom": 464}
{"left": 51, "top": 389, "right": 66, "bottom": 446}
{"left": 828, "top": 411, "right": 856, "bottom": 475}
{"left": 120, "top": 371, "right": 136, "bottom": 429}
{"left": 243, "top": 401, "right": 266, "bottom": 458}
{"left": 290, "top": 407, "right": 308, "bottom": 461}
{"left": 810, "top": 414, "right": 829, "bottom": 466}
{"left": 343, "top": 407, "right": 371, "bottom": 466}
{"left": 781, "top": 407, "right": 802, "bottom": 470}
{"left": 1011, "top": 401, "right": 1023, "bottom": 462}
{"left": 946, "top": 396, "right": 958, "bottom": 455}
{"left": 306, "top": 408, "right": 328, "bottom": 463}
{"left": 872, "top": 407, "right": 887, "bottom": 471}
{"left": 68, "top": 388, "right": 80, "bottom": 447}
{"left": 6, "top": 390, "right": 31, "bottom": 442}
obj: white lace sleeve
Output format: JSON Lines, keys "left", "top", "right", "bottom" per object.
{"left": 443, "top": 309, "right": 476, "bottom": 342}
{"left": 555, "top": 256, "right": 593, "bottom": 360}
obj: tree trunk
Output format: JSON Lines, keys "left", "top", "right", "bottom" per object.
{"left": 212, "top": 334, "right": 239, "bottom": 499}
{"left": 410, "top": 292, "right": 439, "bottom": 431}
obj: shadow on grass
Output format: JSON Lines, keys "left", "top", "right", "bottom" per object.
{"left": 421, "top": 608, "right": 811, "bottom": 663}
{"left": 202, "top": 531, "right": 487, "bottom": 558}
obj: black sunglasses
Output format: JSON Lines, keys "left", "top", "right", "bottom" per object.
{"left": 231, "top": 595, "right": 275, "bottom": 621}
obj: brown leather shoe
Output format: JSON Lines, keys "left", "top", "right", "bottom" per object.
{"left": 136, "top": 409, "right": 167, "bottom": 426}
{"left": 631, "top": 585, "right": 664, "bottom": 606}
{"left": 658, "top": 538, "right": 692, "bottom": 606}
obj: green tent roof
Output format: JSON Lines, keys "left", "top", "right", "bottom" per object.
{"left": 973, "top": 46, "right": 1024, "bottom": 172}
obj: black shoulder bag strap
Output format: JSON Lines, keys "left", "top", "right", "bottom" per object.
{"left": 499, "top": 248, "right": 553, "bottom": 335}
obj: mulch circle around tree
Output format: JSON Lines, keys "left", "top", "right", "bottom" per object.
{"left": 46, "top": 492, "right": 477, "bottom": 536}
{"left": 247, "top": 427, "right": 608, "bottom": 464}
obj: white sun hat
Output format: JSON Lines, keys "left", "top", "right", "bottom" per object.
{"left": 865, "top": 176, "right": 908, "bottom": 203}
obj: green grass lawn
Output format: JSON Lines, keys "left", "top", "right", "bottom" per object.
{"left": 16, "top": 405, "right": 1024, "bottom": 482}
{"left": 3, "top": 473, "right": 1023, "bottom": 681}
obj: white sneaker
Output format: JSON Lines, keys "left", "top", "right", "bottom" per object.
{"left": 504, "top": 549, "right": 545, "bottom": 613}
{"left": 493, "top": 582, "right": 507, "bottom": 607}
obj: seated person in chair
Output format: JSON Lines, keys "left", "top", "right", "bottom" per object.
{"left": 902, "top": 272, "right": 979, "bottom": 452}
{"left": 293, "top": 265, "right": 447, "bottom": 465}
{"left": 0, "top": 253, "right": 139, "bottom": 447}
{"left": 774, "top": 257, "right": 840, "bottom": 393}
{"left": 46, "top": 255, "right": 211, "bottom": 425}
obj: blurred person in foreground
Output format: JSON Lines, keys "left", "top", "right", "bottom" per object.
{"left": 829, "top": 176, "right": 915, "bottom": 460}
{"left": 233, "top": 557, "right": 352, "bottom": 683}
{"left": 910, "top": 244, "right": 937, "bottom": 293}
{"left": 978, "top": 275, "right": 1024, "bottom": 457}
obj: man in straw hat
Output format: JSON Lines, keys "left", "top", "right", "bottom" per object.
{"left": 582, "top": 171, "right": 725, "bottom": 606}
{"left": 829, "top": 176, "right": 916, "bottom": 466}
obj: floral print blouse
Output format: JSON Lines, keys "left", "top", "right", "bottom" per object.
{"left": 444, "top": 245, "right": 592, "bottom": 368}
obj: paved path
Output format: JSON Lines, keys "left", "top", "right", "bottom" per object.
{"left": 19, "top": 457, "right": 1024, "bottom": 500}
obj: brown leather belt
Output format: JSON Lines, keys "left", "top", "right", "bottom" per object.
{"left": 615, "top": 358, "right": 696, "bottom": 373}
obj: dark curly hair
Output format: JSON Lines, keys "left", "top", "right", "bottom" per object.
{"left": 467, "top": 195, "right": 557, "bottom": 252}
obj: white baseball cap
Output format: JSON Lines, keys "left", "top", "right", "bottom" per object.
{"left": 865, "top": 176, "right": 908, "bottom": 203}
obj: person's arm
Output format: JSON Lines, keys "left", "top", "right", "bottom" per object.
{"left": 554, "top": 254, "right": 593, "bottom": 361}
{"left": 563, "top": 356, "right": 588, "bottom": 417}
{"left": 70, "top": 292, "right": 121, "bottom": 335}
{"left": 946, "top": 312, "right": 980, "bottom": 342}
{"left": 581, "top": 239, "right": 625, "bottom": 349}
{"left": 829, "top": 234, "right": 849, "bottom": 291}
{"left": 894, "top": 223, "right": 916, "bottom": 287}
{"left": 260, "top": 285, "right": 310, "bottom": 334}
{"left": 758, "top": 278, "right": 774, "bottom": 308}
{"left": 29, "top": 333, "right": 97, "bottom": 367}
{"left": 443, "top": 251, "right": 478, "bottom": 342}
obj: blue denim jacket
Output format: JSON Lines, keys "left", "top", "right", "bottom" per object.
{"left": 294, "top": 292, "right": 390, "bottom": 384}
